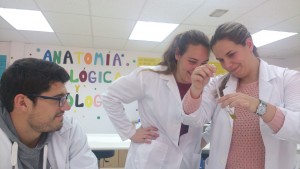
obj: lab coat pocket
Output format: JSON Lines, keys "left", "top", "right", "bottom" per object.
{"left": 135, "top": 140, "right": 169, "bottom": 169}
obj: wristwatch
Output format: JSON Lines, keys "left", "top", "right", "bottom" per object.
{"left": 256, "top": 99, "right": 267, "bottom": 116}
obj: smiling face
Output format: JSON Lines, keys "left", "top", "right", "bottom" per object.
{"left": 26, "top": 82, "right": 71, "bottom": 133}
{"left": 175, "top": 44, "right": 209, "bottom": 84}
{"left": 212, "top": 38, "right": 260, "bottom": 83}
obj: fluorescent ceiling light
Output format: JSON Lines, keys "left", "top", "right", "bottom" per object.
{"left": 0, "top": 8, "right": 53, "bottom": 32}
{"left": 252, "top": 30, "right": 297, "bottom": 47}
{"left": 129, "top": 21, "right": 178, "bottom": 42}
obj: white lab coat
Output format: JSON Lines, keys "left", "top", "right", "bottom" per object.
{"left": 102, "top": 65, "right": 203, "bottom": 169}
{"left": 0, "top": 116, "right": 98, "bottom": 169}
{"left": 183, "top": 59, "right": 300, "bottom": 169}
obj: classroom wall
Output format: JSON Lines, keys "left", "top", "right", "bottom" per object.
{"left": 0, "top": 42, "right": 10, "bottom": 76}
{"left": 294, "top": 67, "right": 300, "bottom": 71}
{"left": 263, "top": 56, "right": 300, "bottom": 70}
{"left": 2, "top": 42, "right": 162, "bottom": 134}
{"left": 0, "top": 42, "right": 10, "bottom": 56}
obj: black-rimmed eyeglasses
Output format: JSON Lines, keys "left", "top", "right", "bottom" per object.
{"left": 28, "top": 93, "right": 70, "bottom": 107}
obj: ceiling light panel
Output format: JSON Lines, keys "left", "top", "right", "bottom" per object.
{"left": 0, "top": 8, "right": 53, "bottom": 32}
{"left": 129, "top": 21, "right": 178, "bottom": 42}
{"left": 252, "top": 30, "right": 297, "bottom": 47}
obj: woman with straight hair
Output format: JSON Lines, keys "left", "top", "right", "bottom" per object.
{"left": 183, "top": 22, "right": 300, "bottom": 169}
{"left": 102, "top": 30, "right": 210, "bottom": 169}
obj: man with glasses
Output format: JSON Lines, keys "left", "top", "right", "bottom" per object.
{"left": 0, "top": 58, "right": 98, "bottom": 169}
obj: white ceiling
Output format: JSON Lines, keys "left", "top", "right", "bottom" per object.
{"left": 0, "top": 0, "right": 300, "bottom": 67}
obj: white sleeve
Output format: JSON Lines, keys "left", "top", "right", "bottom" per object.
{"left": 101, "top": 67, "right": 145, "bottom": 140}
{"left": 273, "top": 70, "right": 300, "bottom": 142}
{"left": 181, "top": 77, "right": 219, "bottom": 127}
{"left": 68, "top": 118, "right": 98, "bottom": 169}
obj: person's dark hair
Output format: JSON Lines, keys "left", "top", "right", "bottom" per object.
{"left": 210, "top": 22, "right": 259, "bottom": 96}
{"left": 158, "top": 30, "right": 210, "bottom": 74}
{"left": 210, "top": 22, "right": 259, "bottom": 57}
{"left": 0, "top": 58, "right": 70, "bottom": 112}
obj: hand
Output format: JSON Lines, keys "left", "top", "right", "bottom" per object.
{"left": 217, "top": 92, "right": 259, "bottom": 113}
{"left": 190, "top": 64, "right": 216, "bottom": 98}
{"left": 130, "top": 126, "right": 159, "bottom": 144}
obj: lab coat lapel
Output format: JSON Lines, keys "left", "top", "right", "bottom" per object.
{"left": 151, "top": 66, "right": 181, "bottom": 104}
{"left": 159, "top": 73, "right": 183, "bottom": 146}
{"left": 258, "top": 59, "right": 274, "bottom": 103}
{"left": 258, "top": 79, "right": 273, "bottom": 102}
{"left": 160, "top": 73, "right": 182, "bottom": 103}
